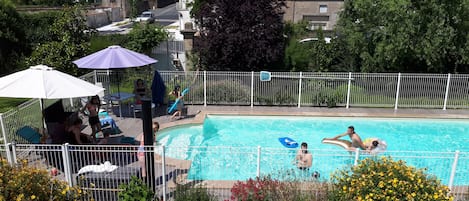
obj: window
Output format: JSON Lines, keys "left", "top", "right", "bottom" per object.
{"left": 319, "top": 5, "right": 328, "bottom": 13}
{"left": 308, "top": 22, "right": 327, "bottom": 30}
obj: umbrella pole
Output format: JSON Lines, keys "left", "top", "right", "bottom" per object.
{"left": 39, "top": 99, "right": 47, "bottom": 134}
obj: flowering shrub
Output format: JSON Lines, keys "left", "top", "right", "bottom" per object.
{"left": 0, "top": 159, "right": 88, "bottom": 201}
{"left": 329, "top": 157, "right": 453, "bottom": 201}
{"left": 230, "top": 176, "right": 328, "bottom": 201}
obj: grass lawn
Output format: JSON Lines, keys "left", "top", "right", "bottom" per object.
{"left": 0, "top": 98, "right": 29, "bottom": 113}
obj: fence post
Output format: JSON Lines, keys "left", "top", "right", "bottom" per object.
{"left": 5, "top": 143, "right": 12, "bottom": 165}
{"left": 354, "top": 148, "right": 360, "bottom": 166}
{"left": 61, "top": 143, "right": 73, "bottom": 186}
{"left": 346, "top": 72, "right": 352, "bottom": 109}
{"left": 0, "top": 113, "right": 8, "bottom": 145}
{"left": 161, "top": 145, "right": 167, "bottom": 201}
{"left": 204, "top": 71, "right": 207, "bottom": 107}
{"left": 448, "top": 150, "right": 460, "bottom": 191}
{"left": 251, "top": 71, "right": 254, "bottom": 108}
{"left": 298, "top": 72, "right": 302, "bottom": 108}
{"left": 394, "top": 73, "right": 401, "bottom": 110}
{"left": 11, "top": 142, "right": 17, "bottom": 164}
{"left": 93, "top": 70, "right": 98, "bottom": 84}
{"left": 443, "top": 73, "right": 451, "bottom": 110}
{"left": 256, "top": 146, "right": 261, "bottom": 177}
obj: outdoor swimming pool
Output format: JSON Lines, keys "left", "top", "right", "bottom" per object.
{"left": 157, "top": 115, "right": 469, "bottom": 185}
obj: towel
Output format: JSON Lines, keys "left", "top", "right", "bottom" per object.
{"left": 77, "top": 161, "right": 118, "bottom": 175}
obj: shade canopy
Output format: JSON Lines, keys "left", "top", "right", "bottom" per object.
{"left": 73, "top": 45, "right": 157, "bottom": 69}
{"left": 0, "top": 65, "right": 104, "bottom": 99}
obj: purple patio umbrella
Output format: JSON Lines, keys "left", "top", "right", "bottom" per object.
{"left": 73, "top": 45, "right": 157, "bottom": 69}
{"left": 73, "top": 45, "right": 158, "bottom": 116}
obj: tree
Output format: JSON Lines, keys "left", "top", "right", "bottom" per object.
{"left": 21, "top": 11, "right": 61, "bottom": 48}
{"left": 28, "top": 5, "right": 91, "bottom": 76}
{"left": 124, "top": 23, "right": 168, "bottom": 55}
{"left": 284, "top": 22, "right": 348, "bottom": 72}
{"left": 0, "top": 0, "right": 28, "bottom": 76}
{"left": 335, "top": 0, "right": 469, "bottom": 73}
{"left": 194, "top": 0, "right": 286, "bottom": 71}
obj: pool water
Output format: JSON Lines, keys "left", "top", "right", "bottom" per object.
{"left": 157, "top": 115, "right": 469, "bottom": 184}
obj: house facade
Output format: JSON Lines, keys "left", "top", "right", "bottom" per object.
{"left": 283, "top": 0, "right": 344, "bottom": 31}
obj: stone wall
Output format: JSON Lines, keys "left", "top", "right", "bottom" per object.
{"left": 86, "top": 7, "right": 122, "bottom": 28}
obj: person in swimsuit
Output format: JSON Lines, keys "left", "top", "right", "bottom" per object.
{"left": 169, "top": 86, "right": 184, "bottom": 120}
{"left": 293, "top": 142, "right": 312, "bottom": 170}
{"left": 137, "top": 122, "right": 160, "bottom": 178}
{"left": 81, "top": 95, "right": 101, "bottom": 142}
{"left": 133, "top": 79, "right": 148, "bottom": 104}
{"left": 65, "top": 118, "right": 91, "bottom": 145}
{"left": 331, "top": 126, "right": 367, "bottom": 150}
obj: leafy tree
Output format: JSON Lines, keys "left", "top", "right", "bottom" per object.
{"left": 336, "top": 0, "right": 469, "bottom": 73}
{"left": 284, "top": 22, "right": 348, "bottom": 72}
{"left": 124, "top": 23, "right": 168, "bottom": 55}
{"left": 0, "top": 0, "right": 28, "bottom": 76}
{"left": 21, "top": 11, "right": 61, "bottom": 47}
{"left": 194, "top": 0, "right": 286, "bottom": 71}
{"left": 284, "top": 21, "right": 313, "bottom": 71}
{"left": 28, "top": 5, "right": 91, "bottom": 76}
{"left": 188, "top": 0, "right": 207, "bottom": 17}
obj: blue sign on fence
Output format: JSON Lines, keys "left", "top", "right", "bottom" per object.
{"left": 260, "top": 71, "right": 271, "bottom": 81}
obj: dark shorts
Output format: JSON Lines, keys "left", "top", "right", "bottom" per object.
{"left": 89, "top": 116, "right": 100, "bottom": 126}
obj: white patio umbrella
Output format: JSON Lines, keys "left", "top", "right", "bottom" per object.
{"left": 0, "top": 65, "right": 105, "bottom": 141}
{"left": 0, "top": 65, "right": 104, "bottom": 99}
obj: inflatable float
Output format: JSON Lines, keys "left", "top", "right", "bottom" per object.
{"left": 321, "top": 138, "right": 352, "bottom": 150}
{"left": 167, "top": 88, "right": 190, "bottom": 114}
{"left": 322, "top": 138, "right": 387, "bottom": 153}
{"left": 278, "top": 137, "right": 299, "bottom": 148}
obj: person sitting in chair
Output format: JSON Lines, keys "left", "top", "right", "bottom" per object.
{"left": 134, "top": 79, "right": 149, "bottom": 104}
{"left": 65, "top": 118, "right": 91, "bottom": 145}
{"left": 169, "top": 85, "right": 184, "bottom": 120}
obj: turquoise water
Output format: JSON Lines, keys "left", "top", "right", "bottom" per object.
{"left": 157, "top": 115, "right": 469, "bottom": 185}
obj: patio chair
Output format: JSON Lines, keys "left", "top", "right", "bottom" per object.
{"left": 16, "top": 126, "right": 42, "bottom": 144}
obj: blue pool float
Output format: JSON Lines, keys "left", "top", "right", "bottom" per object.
{"left": 168, "top": 88, "right": 190, "bottom": 114}
{"left": 278, "top": 137, "right": 299, "bottom": 148}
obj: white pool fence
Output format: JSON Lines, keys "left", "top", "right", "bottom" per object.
{"left": 0, "top": 143, "right": 467, "bottom": 201}
{"left": 2, "top": 71, "right": 469, "bottom": 145}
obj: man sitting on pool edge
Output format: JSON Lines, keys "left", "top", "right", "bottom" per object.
{"left": 330, "top": 126, "right": 367, "bottom": 151}
{"left": 293, "top": 142, "right": 312, "bottom": 170}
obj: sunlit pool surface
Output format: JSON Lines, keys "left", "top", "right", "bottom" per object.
{"left": 157, "top": 115, "right": 469, "bottom": 185}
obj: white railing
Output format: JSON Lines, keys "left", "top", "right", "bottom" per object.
{"left": 95, "top": 71, "right": 469, "bottom": 109}
{"left": 1, "top": 143, "right": 467, "bottom": 201}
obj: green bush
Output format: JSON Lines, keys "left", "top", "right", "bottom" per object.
{"left": 0, "top": 159, "right": 88, "bottom": 201}
{"left": 118, "top": 176, "right": 154, "bottom": 201}
{"left": 302, "top": 81, "right": 347, "bottom": 107}
{"left": 192, "top": 80, "right": 250, "bottom": 104}
{"left": 174, "top": 184, "right": 216, "bottom": 201}
{"left": 329, "top": 157, "right": 453, "bottom": 201}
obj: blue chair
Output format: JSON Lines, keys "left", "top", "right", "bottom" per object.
{"left": 16, "top": 126, "right": 42, "bottom": 144}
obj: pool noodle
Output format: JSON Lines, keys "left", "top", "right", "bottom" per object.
{"left": 168, "top": 88, "right": 190, "bottom": 114}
